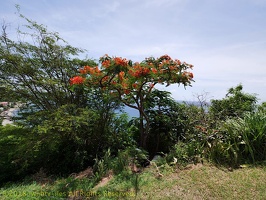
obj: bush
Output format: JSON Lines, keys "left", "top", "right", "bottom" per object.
{"left": 179, "top": 85, "right": 262, "bottom": 167}
{"left": 26, "top": 104, "right": 136, "bottom": 175}
{"left": 223, "top": 111, "right": 266, "bottom": 163}
{"left": 0, "top": 125, "right": 33, "bottom": 184}
{"left": 209, "top": 84, "right": 257, "bottom": 120}
{"left": 0, "top": 103, "right": 138, "bottom": 186}
{"left": 194, "top": 111, "right": 266, "bottom": 167}
{"left": 165, "top": 141, "right": 202, "bottom": 168}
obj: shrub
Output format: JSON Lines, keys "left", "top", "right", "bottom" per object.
{"left": 0, "top": 103, "right": 137, "bottom": 186}
{"left": 209, "top": 84, "right": 257, "bottom": 120}
{"left": 0, "top": 125, "right": 33, "bottom": 184}
{"left": 223, "top": 111, "right": 266, "bottom": 163}
{"left": 27, "top": 104, "right": 136, "bottom": 175}
{"left": 195, "top": 111, "right": 266, "bottom": 167}
{"left": 165, "top": 141, "right": 203, "bottom": 168}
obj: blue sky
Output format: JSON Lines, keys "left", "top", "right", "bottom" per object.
{"left": 1, "top": 0, "right": 266, "bottom": 102}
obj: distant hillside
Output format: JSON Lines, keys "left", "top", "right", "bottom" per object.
{"left": 121, "top": 100, "right": 210, "bottom": 118}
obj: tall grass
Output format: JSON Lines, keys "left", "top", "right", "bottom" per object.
{"left": 211, "top": 111, "right": 266, "bottom": 166}
{"left": 241, "top": 111, "right": 266, "bottom": 162}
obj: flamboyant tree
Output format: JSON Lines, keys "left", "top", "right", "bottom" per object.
{"left": 71, "top": 54, "right": 194, "bottom": 148}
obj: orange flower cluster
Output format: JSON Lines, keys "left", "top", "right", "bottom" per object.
{"left": 118, "top": 71, "right": 125, "bottom": 81}
{"left": 174, "top": 59, "right": 182, "bottom": 65}
{"left": 182, "top": 72, "right": 194, "bottom": 79}
{"left": 114, "top": 57, "right": 128, "bottom": 67}
{"left": 100, "top": 55, "right": 128, "bottom": 69}
{"left": 121, "top": 82, "right": 128, "bottom": 89}
{"left": 80, "top": 66, "right": 101, "bottom": 75}
{"left": 124, "top": 89, "right": 130, "bottom": 94}
{"left": 159, "top": 59, "right": 170, "bottom": 67}
{"left": 169, "top": 65, "right": 177, "bottom": 71}
{"left": 151, "top": 68, "right": 158, "bottom": 74}
{"left": 102, "top": 60, "right": 111, "bottom": 68}
{"left": 70, "top": 76, "right": 85, "bottom": 85}
{"left": 159, "top": 55, "right": 172, "bottom": 61}
{"left": 183, "top": 62, "right": 194, "bottom": 69}
{"left": 129, "top": 65, "right": 150, "bottom": 78}
{"left": 70, "top": 54, "right": 194, "bottom": 99}
{"left": 132, "top": 83, "right": 138, "bottom": 89}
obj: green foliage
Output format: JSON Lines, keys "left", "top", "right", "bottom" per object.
{"left": 223, "top": 111, "right": 266, "bottom": 164}
{"left": 29, "top": 105, "right": 100, "bottom": 174}
{"left": 93, "top": 147, "right": 148, "bottom": 198}
{"left": 190, "top": 110, "right": 266, "bottom": 167}
{"left": 112, "top": 149, "right": 132, "bottom": 174}
{"left": 0, "top": 10, "right": 130, "bottom": 180}
{"left": 93, "top": 149, "right": 113, "bottom": 183}
{"left": 209, "top": 84, "right": 257, "bottom": 120}
{"left": 106, "top": 113, "right": 136, "bottom": 149}
{"left": 0, "top": 11, "right": 94, "bottom": 110}
{"left": 257, "top": 102, "right": 266, "bottom": 113}
{"left": 25, "top": 104, "right": 134, "bottom": 175}
{"left": 0, "top": 102, "right": 136, "bottom": 185}
{"left": 0, "top": 125, "right": 33, "bottom": 184}
{"left": 144, "top": 90, "right": 190, "bottom": 156}
{"left": 85, "top": 147, "right": 147, "bottom": 197}
{"left": 162, "top": 141, "right": 202, "bottom": 168}
{"left": 178, "top": 84, "right": 263, "bottom": 167}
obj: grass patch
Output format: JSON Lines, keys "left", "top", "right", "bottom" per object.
{"left": 1, "top": 163, "right": 266, "bottom": 200}
{"left": 95, "top": 163, "right": 266, "bottom": 200}
{"left": 0, "top": 182, "right": 44, "bottom": 200}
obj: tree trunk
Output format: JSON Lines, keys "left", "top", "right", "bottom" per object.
{"left": 139, "top": 106, "right": 150, "bottom": 149}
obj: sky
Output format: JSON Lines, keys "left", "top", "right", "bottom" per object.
{"left": 1, "top": 0, "right": 266, "bottom": 102}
